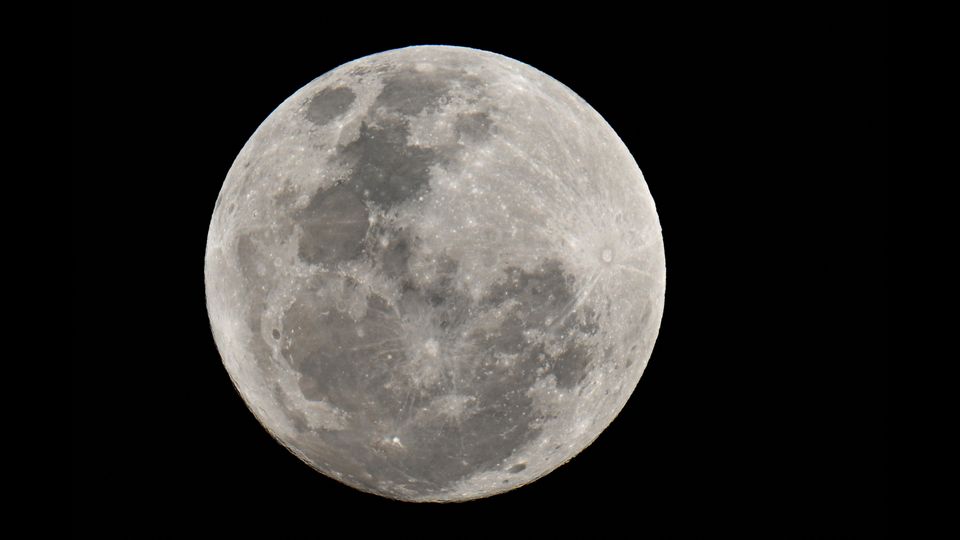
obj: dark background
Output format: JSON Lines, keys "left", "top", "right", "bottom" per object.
{"left": 72, "top": 4, "right": 887, "bottom": 536}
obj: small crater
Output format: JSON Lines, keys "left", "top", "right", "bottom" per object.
{"left": 271, "top": 328, "right": 281, "bottom": 340}
{"left": 508, "top": 463, "right": 527, "bottom": 473}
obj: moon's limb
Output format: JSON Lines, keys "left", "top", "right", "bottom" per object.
{"left": 205, "top": 45, "right": 665, "bottom": 502}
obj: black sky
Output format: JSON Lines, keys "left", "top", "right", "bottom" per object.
{"left": 72, "top": 4, "right": 887, "bottom": 536}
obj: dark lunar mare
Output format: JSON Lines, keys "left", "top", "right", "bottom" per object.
{"left": 306, "top": 86, "right": 356, "bottom": 126}
{"left": 277, "top": 256, "right": 598, "bottom": 496}
{"left": 295, "top": 66, "right": 491, "bottom": 267}
{"left": 271, "top": 65, "right": 600, "bottom": 496}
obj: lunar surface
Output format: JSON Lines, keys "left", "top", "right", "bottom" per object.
{"left": 205, "top": 45, "right": 665, "bottom": 502}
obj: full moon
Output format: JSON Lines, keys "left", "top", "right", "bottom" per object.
{"left": 205, "top": 45, "right": 665, "bottom": 502}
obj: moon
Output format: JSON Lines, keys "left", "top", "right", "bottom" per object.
{"left": 205, "top": 45, "right": 665, "bottom": 502}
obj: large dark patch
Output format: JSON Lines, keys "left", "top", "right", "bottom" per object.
{"left": 484, "top": 260, "right": 575, "bottom": 325}
{"left": 337, "top": 119, "right": 440, "bottom": 208}
{"left": 295, "top": 184, "right": 369, "bottom": 265}
{"left": 481, "top": 260, "right": 598, "bottom": 390}
{"left": 306, "top": 86, "right": 355, "bottom": 126}
{"left": 455, "top": 111, "right": 494, "bottom": 142}
{"left": 281, "top": 290, "right": 407, "bottom": 411}
{"left": 380, "top": 231, "right": 413, "bottom": 279}
{"left": 294, "top": 66, "right": 493, "bottom": 267}
{"left": 376, "top": 68, "right": 453, "bottom": 115}
{"left": 277, "top": 65, "right": 543, "bottom": 496}
{"left": 397, "top": 255, "right": 471, "bottom": 331}
{"left": 278, "top": 257, "right": 561, "bottom": 497}
{"left": 235, "top": 233, "right": 261, "bottom": 283}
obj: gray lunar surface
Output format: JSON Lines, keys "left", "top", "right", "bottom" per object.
{"left": 204, "top": 45, "right": 666, "bottom": 502}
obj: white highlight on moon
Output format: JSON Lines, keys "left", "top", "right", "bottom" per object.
{"left": 205, "top": 45, "right": 665, "bottom": 502}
